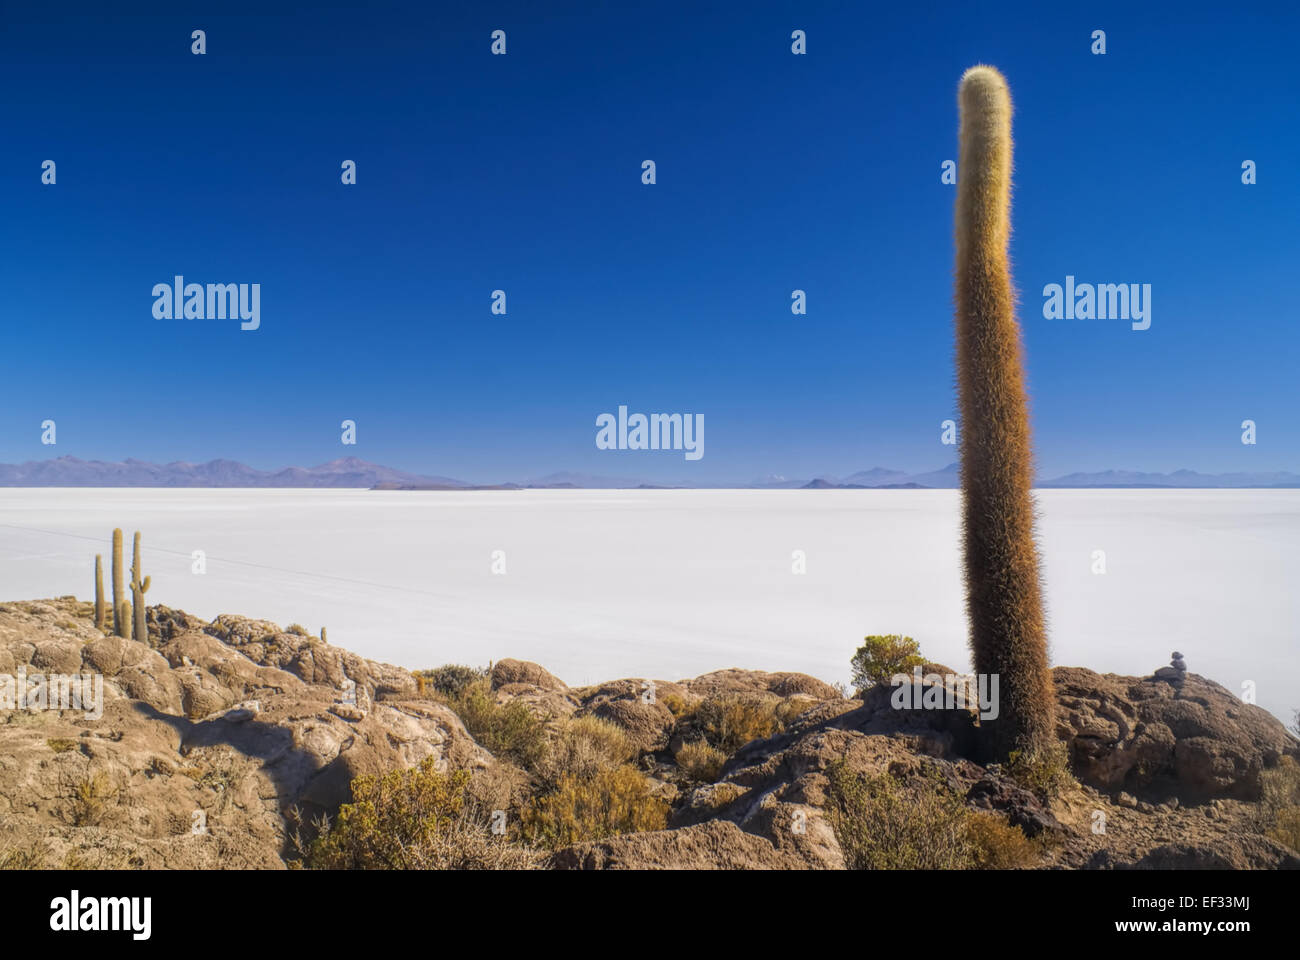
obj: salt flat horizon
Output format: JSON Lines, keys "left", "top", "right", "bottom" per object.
{"left": 0, "top": 488, "right": 1295, "bottom": 725}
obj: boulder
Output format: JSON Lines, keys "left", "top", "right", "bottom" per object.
{"left": 1053, "top": 667, "right": 1298, "bottom": 800}
{"left": 490, "top": 659, "right": 567, "bottom": 692}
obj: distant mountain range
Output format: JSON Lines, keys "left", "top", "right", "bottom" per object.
{"left": 0, "top": 456, "right": 466, "bottom": 489}
{"left": 1, "top": 456, "right": 1297, "bottom": 489}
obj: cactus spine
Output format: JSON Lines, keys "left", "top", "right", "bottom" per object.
{"left": 94, "top": 554, "right": 106, "bottom": 630}
{"left": 953, "top": 66, "right": 1056, "bottom": 761}
{"left": 111, "top": 528, "right": 128, "bottom": 638}
{"left": 130, "top": 531, "right": 151, "bottom": 645}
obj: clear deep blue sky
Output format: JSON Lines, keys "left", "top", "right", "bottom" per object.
{"left": 2, "top": 1, "right": 1297, "bottom": 483}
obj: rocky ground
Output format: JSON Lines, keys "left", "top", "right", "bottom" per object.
{"left": 0, "top": 597, "right": 1296, "bottom": 869}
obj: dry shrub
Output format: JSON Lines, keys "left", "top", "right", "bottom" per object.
{"left": 520, "top": 765, "right": 668, "bottom": 850}
{"left": 675, "top": 739, "right": 727, "bottom": 783}
{"left": 68, "top": 771, "right": 117, "bottom": 827}
{"left": 965, "top": 811, "right": 1040, "bottom": 868}
{"left": 694, "top": 694, "right": 804, "bottom": 753}
{"left": 541, "top": 715, "right": 636, "bottom": 787}
{"left": 827, "top": 761, "right": 1042, "bottom": 870}
{"left": 1258, "top": 756, "right": 1300, "bottom": 852}
{"left": 302, "top": 758, "right": 542, "bottom": 870}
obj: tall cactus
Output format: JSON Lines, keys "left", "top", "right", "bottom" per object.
{"left": 130, "top": 531, "right": 151, "bottom": 645}
{"left": 953, "top": 66, "right": 1056, "bottom": 761}
{"left": 94, "top": 554, "right": 106, "bottom": 630}
{"left": 111, "top": 528, "right": 128, "bottom": 638}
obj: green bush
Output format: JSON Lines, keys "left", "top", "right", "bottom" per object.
{"left": 521, "top": 764, "right": 668, "bottom": 850}
{"left": 417, "top": 664, "right": 487, "bottom": 699}
{"left": 849, "top": 635, "right": 925, "bottom": 691}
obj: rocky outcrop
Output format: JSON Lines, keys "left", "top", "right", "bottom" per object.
{"left": 2, "top": 598, "right": 1296, "bottom": 870}
{"left": 681, "top": 668, "right": 838, "bottom": 701}
{"left": 1053, "top": 666, "right": 1297, "bottom": 801}
{"left": 0, "top": 599, "right": 489, "bottom": 868}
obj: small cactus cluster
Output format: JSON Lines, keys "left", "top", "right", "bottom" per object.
{"left": 94, "top": 528, "right": 150, "bottom": 640}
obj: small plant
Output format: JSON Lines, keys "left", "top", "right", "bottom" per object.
{"left": 47, "top": 738, "right": 79, "bottom": 754}
{"left": 965, "top": 811, "right": 1041, "bottom": 868}
{"left": 660, "top": 692, "right": 692, "bottom": 718}
{"left": 1257, "top": 757, "right": 1300, "bottom": 853}
{"left": 1268, "top": 807, "right": 1300, "bottom": 853}
{"left": 1005, "top": 742, "right": 1073, "bottom": 801}
{"left": 446, "top": 678, "right": 547, "bottom": 771}
{"left": 520, "top": 764, "right": 668, "bottom": 850}
{"left": 0, "top": 840, "right": 51, "bottom": 870}
{"left": 285, "top": 623, "right": 309, "bottom": 636}
{"left": 849, "top": 635, "right": 926, "bottom": 691}
{"left": 675, "top": 739, "right": 727, "bottom": 783}
{"left": 69, "top": 772, "right": 116, "bottom": 827}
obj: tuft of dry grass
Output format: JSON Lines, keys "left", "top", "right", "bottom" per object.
{"left": 674, "top": 739, "right": 727, "bottom": 783}
{"left": 827, "top": 760, "right": 1043, "bottom": 870}
{"left": 520, "top": 764, "right": 668, "bottom": 850}
{"left": 539, "top": 715, "right": 636, "bottom": 788}
{"left": 69, "top": 772, "right": 116, "bottom": 827}
{"left": 1258, "top": 756, "right": 1300, "bottom": 852}
{"left": 693, "top": 694, "right": 805, "bottom": 753}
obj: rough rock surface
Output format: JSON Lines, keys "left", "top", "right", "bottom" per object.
{"left": 1053, "top": 666, "right": 1296, "bottom": 800}
{"left": 0, "top": 599, "right": 490, "bottom": 868}
{"left": 551, "top": 819, "right": 806, "bottom": 870}
{"left": 2, "top": 599, "right": 1296, "bottom": 870}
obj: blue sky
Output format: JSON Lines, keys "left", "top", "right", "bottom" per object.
{"left": 2, "top": 0, "right": 1297, "bottom": 483}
